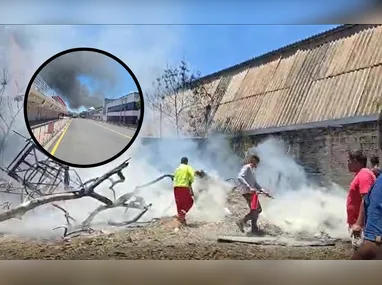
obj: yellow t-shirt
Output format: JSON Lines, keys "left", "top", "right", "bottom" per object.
{"left": 173, "top": 164, "right": 195, "bottom": 187}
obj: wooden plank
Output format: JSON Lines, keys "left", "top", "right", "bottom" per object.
{"left": 217, "top": 235, "right": 337, "bottom": 247}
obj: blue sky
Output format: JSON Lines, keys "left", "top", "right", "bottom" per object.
{"left": 32, "top": 0, "right": 369, "bottom": 113}
{"left": 180, "top": 25, "right": 340, "bottom": 76}
{"left": 69, "top": 24, "right": 340, "bottom": 113}
{"left": 88, "top": 25, "right": 340, "bottom": 90}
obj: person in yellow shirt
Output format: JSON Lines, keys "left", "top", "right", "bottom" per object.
{"left": 173, "top": 157, "right": 197, "bottom": 226}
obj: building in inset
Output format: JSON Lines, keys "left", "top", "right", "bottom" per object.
{"left": 27, "top": 75, "right": 69, "bottom": 124}
{"left": 92, "top": 106, "right": 103, "bottom": 120}
{"left": 52, "top": 95, "right": 68, "bottom": 110}
{"left": 104, "top": 92, "right": 140, "bottom": 126}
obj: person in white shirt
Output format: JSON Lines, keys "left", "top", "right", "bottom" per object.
{"left": 236, "top": 154, "right": 271, "bottom": 236}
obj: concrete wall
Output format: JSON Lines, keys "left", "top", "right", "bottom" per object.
{"left": 27, "top": 101, "right": 63, "bottom": 123}
{"left": 231, "top": 121, "right": 379, "bottom": 189}
{"left": 31, "top": 118, "right": 70, "bottom": 146}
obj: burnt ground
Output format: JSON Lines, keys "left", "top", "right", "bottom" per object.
{"left": 0, "top": 192, "right": 353, "bottom": 260}
{"left": 0, "top": 221, "right": 352, "bottom": 260}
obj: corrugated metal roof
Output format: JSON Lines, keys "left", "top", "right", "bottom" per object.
{"left": 207, "top": 24, "right": 382, "bottom": 133}
{"left": 194, "top": 25, "right": 355, "bottom": 84}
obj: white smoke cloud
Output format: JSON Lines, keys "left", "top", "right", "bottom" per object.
{"left": 249, "top": 138, "right": 348, "bottom": 239}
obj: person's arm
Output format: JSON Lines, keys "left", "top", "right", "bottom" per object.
{"left": 237, "top": 165, "right": 251, "bottom": 190}
{"left": 188, "top": 166, "right": 196, "bottom": 196}
{"left": 356, "top": 198, "right": 366, "bottom": 228}
{"left": 253, "top": 179, "right": 264, "bottom": 192}
{"left": 188, "top": 166, "right": 195, "bottom": 185}
{"left": 356, "top": 172, "right": 374, "bottom": 227}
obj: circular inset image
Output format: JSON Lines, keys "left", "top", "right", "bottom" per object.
{"left": 24, "top": 47, "right": 144, "bottom": 168}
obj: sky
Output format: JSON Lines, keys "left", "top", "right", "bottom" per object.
{"left": 72, "top": 57, "right": 137, "bottom": 113}
{"left": 63, "top": 24, "right": 339, "bottom": 113}
{"left": 1, "top": 0, "right": 373, "bottom": 25}
{"left": 77, "top": 59, "right": 137, "bottom": 100}
{"left": 1, "top": 0, "right": 373, "bottom": 120}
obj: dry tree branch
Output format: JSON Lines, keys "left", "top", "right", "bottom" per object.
{"left": 52, "top": 203, "right": 76, "bottom": 225}
{"left": 0, "top": 158, "right": 132, "bottom": 223}
{"left": 0, "top": 151, "right": 176, "bottom": 240}
{"left": 53, "top": 225, "right": 96, "bottom": 239}
{"left": 107, "top": 204, "right": 152, "bottom": 227}
{"left": 81, "top": 192, "right": 147, "bottom": 228}
{"left": 0, "top": 191, "right": 84, "bottom": 222}
{"left": 81, "top": 174, "right": 173, "bottom": 229}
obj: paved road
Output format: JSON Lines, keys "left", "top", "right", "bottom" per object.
{"left": 47, "top": 118, "right": 137, "bottom": 165}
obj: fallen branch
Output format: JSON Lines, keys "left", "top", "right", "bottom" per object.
{"left": 108, "top": 170, "right": 126, "bottom": 201}
{"left": 0, "top": 160, "right": 180, "bottom": 238}
{"left": 53, "top": 225, "right": 96, "bottom": 239}
{"left": 108, "top": 203, "right": 152, "bottom": 227}
{"left": 0, "top": 158, "right": 132, "bottom": 223}
{"left": 80, "top": 174, "right": 173, "bottom": 229}
{"left": 0, "top": 191, "right": 84, "bottom": 222}
{"left": 52, "top": 203, "right": 76, "bottom": 225}
{"left": 81, "top": 192, "right": 147, "bottom": 228}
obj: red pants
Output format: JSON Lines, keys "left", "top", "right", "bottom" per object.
{"left": 174, "top": 187, "right": 194, "bottom": 222}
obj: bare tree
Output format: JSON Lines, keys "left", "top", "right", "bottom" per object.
{"left": 147, "top": 60, "right": 211, "bottom": 137}
{"left": 186, "top": 81, "right": 216, "bottom": 137}
{"left": 0, "top": 58, "right": 24, "bottom": 162}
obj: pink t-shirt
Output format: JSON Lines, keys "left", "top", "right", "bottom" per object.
{"left": 346, "top": 168, "right": 376, "bottom": 225}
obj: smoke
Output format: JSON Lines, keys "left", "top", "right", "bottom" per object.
{"left": 0, "top": 130, "right": 349, "bottom": 241}
{"left": 0, "top": 25, "right": 349, "bottom": 241}
{"left": 0, "top": 132, "right": 238, "bottom": 239}
{"left": 0, "top": 24, "right": 182, "bottom": 166}
{"left": 249, "top": 138, "right": 348, "bottom": 239}
{"left": 38, "top": 51, "right": 122, "bottom": 110}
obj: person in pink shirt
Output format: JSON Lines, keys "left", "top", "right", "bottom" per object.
{"left": 346, "top": 150, "right": 376, "bottom": 246}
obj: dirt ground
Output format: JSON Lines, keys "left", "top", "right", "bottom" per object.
{"left": 0, "top": 216, "right": 353, "bottom": 260}
{"left": 0, "top": 187, "right": 353, "bottom": 260}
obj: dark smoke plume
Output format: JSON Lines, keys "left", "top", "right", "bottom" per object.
{"left": 39, "top": 51, "right": 121, "bottom": 110}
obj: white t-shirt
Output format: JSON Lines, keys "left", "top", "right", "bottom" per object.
{"left": 237, "top": 164, "right": 262, "bottom": 195}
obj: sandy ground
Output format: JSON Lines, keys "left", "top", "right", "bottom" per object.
{"left": 0, "top": 221, "right": 353, "bottom": 260}
{"left": 0, "top": 186, "right": 353, "bottom": 260}
{"left": 0, "top": 206, "right": 353, "bottom": 260}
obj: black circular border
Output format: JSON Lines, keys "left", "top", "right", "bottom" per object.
{"left": 23, "top": 47, "right": 145, "bottom": 169}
